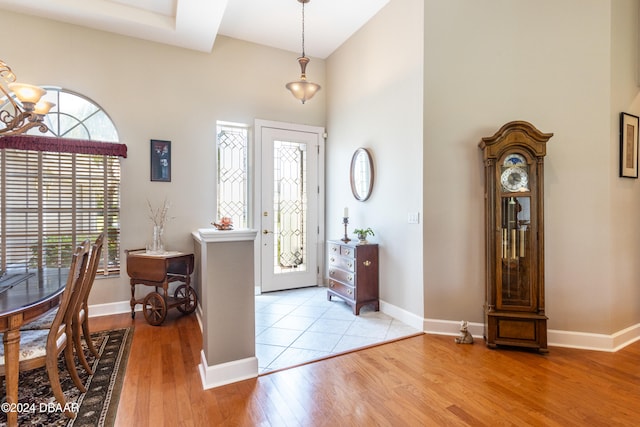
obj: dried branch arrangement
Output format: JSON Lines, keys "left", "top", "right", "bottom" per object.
{"left": 147, "top": 199, "right": 172, "bottom": 228}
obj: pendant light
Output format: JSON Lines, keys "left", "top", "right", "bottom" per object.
{"left": 286, "top": 0, "right": 321, "bottom": 104}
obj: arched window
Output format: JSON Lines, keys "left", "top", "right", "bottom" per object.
{"left": 0, "top": 88, "right": 124, "bottom": 276}
{"left": 40, "top": 87, "right": 119, "bottom": 141}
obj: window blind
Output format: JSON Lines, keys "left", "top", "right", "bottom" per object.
{"left": 1, "top": 148, "right": 121, "bottom": 275}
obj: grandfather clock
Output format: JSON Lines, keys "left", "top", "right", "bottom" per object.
{"left": 478, "top": 121, "right": 553, "bottom": 352}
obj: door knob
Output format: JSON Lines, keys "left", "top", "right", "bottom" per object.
{"left": 263, "top": 230, "right": 274, "bottom": 234}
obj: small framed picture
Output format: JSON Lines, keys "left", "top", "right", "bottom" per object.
{"left": 150, "top": 139, "right": 171, "bottom": 182}
{"left": 620, "top": 112, "right": 639, "bottom": 178}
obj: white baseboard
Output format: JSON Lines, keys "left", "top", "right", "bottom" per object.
{"left": 90, "top": 300, "right": 640, "bottom": 353}
{"left": 379, "top": 300, "right": 426, "bottom": 331}
{"left": 88, "top": 299, "right": 200, "bottom": 323}
{"left": 422, "top": 318, "right": 640, "bottom": 352}
{"left": 423, "top": 318, "right": 485, "bottom": 339}
{"left": 88, "top": 300, "right": 137, "bottom": 318}
{"left": 195, "top": 304, "right": 203, "bottom": 332}
{"left": 548, "top": 323, "right": 640, "bottom": 352}
{"left": 198, "top": 350, "right": 258, "bottom": 390}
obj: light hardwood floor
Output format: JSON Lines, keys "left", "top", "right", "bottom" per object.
{"left": 90, "top": 312, "right": 640, "bottom": 426}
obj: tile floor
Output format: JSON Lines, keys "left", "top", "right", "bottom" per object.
{"left": 255, "top": 286, "right": 422, "bottom": 374}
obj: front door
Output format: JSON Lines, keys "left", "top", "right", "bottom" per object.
{"left": 256, "top": 120, "right": 324, "bottom": 293}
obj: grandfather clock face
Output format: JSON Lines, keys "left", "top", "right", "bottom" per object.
{"left": 498, "top": 153, "right": 533, "bottom": 309}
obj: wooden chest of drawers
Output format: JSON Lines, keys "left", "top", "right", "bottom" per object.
{"left": 327, "top": 240, "right": 379, "bottom": 315}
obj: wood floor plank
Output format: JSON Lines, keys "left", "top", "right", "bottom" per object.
{"left": 91, "top": 312, "right": 640, "bottom": 426}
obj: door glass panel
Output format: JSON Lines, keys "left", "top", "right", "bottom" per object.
{"left": 500, "top": 196, "right": 531, "bottom": 306}
{"left": 272, "top": 140, "right": 307, "bottom": 274}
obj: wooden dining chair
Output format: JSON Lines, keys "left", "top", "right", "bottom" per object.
{"left": 0, "top": 240, "right": 91, "bottom": 419}
{"left": 21, "top": 232, "right": 105, "bottom": 374}
{"left": 70, "top": 232, "right": 105, "bottom": 373}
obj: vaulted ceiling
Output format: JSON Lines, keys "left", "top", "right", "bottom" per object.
{"left": 0, "top": 0, "right": 389, "bottom": 59}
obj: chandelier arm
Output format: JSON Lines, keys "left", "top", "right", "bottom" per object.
{"left": 0, "top": 87, "right": 34, "bottom": 136}
{"left": 1, "top": 59, "right": 49, "bottom": 136}
{"left": 0, "top": 92, "right": 47, "bottom": 136}
{"left": 0, "top": 112, "right": 44, "bottom": 136}
{"left": 0, "top": 84, "right": 24, "bottom": 120}
{"left": 1, "top": 60, "right": 22, "bottom": 117}
{"left": 0, "top": 109, "right": 26, "bottom": 133}
{"left": 0, "top": 59, "right": 17, "bottom": 83}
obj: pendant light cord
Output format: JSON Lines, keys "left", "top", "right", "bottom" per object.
{"left": 301, "top": 1, "right": 306, "bottom": 57}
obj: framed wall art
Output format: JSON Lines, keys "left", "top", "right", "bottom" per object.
{"left": 150, "top": 139, "right": 171, "bottom": 182}
{"left": 620, "top": 112, "right": 639, "bottom": 178}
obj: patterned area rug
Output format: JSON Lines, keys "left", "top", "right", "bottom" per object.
{"left": 0, "top": 327, "right": 133, "bottom": 427}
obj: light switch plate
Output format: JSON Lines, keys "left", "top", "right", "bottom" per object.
{"left": 408, "top": 212, "right": 420, "bottom": 224}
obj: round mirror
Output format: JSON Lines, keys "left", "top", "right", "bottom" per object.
{"left": 350, "top": 148, "right": 374, "bottom": 201}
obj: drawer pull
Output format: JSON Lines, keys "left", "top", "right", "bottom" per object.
{"left": 329, "top": 282, "right": 334, "bottom": 288}
{"left": 363, "top": 260, "right": 371, "bottom": 267}
{"left": 347, "top": 275, "right": 353, "bottom": 281}
{"left": 329, "top": 270, "right": 335, "bottom": 276}
{"left": 347, "top": 288, "right": 353, "bottom": 295}
{"left": 347, "top": 262, "right": 353, "bottom": 268}
{"left": 332, "top": 247, "right": 337, "bottom": 252}
{"left": 344, "top": 249, "right": 351, "bottom": 255}
{"left": 330, "top": 257, "right": 335, "bottom": 262}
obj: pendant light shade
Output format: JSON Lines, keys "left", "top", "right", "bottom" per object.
{"left": 286, "top": 0, "right": 321, "bottom": 104}
{"left": 286, "top": 56, "right": 321, "bottom": 104}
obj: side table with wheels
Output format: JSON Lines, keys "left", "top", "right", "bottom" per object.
{"left": 125, "top": 249, "right": 197, "bottom": 325}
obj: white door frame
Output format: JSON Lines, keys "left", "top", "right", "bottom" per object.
{"left": 254, "top": 119, "right": 325, "bottom": 294}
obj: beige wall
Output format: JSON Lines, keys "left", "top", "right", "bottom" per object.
{"left": 0, "top": 10, "right": 326, "bottom": 306}
{"left": 611, "top": 0, "right": 640, "bottom": 332}
{"left": 421, "top": 0, "right": 640, "bottom": 335}
{"left": 327, "top": 0, "right": 640, "bottom": 336}
{"left": 326, "top": 0, "right": 425, "bottom": 316}
{"left": 3, "top": 0, "right": 640, "bottom": 338}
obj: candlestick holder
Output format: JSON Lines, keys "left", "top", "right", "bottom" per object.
{"left": 341, "top": 217, "right": 351, "bottom": 243}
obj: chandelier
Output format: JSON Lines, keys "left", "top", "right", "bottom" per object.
{"left": 285, "top": 0, "right": 321, "bottom": 104}
{"left": 0, "top": 59, "right": 54, "bottom": 137}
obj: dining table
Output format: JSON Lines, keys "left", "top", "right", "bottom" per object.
{"left": 0, "top": 269, "right": 67, "bottom": 427}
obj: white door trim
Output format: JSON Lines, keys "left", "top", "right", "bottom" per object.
{"left": 254, "top": 119, "right": 325, "bottom": 293}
